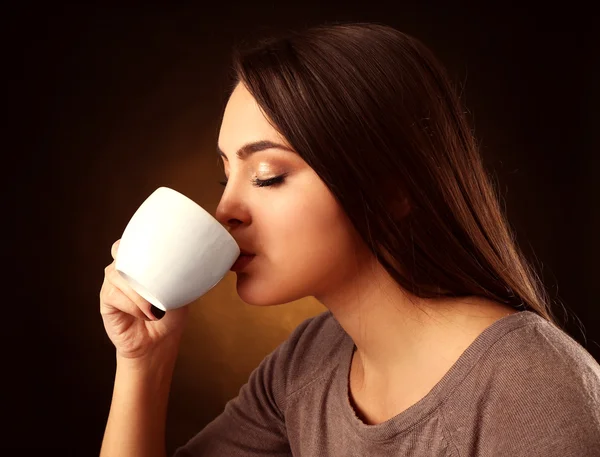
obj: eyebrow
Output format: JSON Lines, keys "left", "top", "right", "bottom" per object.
{"left": 216, "top": 140, "right": 295, "bottom": 161}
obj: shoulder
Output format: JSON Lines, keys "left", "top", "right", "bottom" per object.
{"left": 484, "top": 314, "right": 600, "bottom": 395}
{"left": 454, "top": 313, "right": 600, "bottom": 455}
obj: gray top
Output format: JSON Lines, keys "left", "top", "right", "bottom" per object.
{"left": 174, "top": 310, "right": 600, "bottom": 456}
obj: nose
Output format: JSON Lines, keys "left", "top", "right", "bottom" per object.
{"left": 215, "top": 188, "right": 250, "bottom": 230}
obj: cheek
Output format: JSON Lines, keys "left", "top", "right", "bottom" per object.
{"left": 261, "top": 189, "right": 358, "bottom": 280}
{"left": 235, "top": 179, "right": 367, "bottom": 306}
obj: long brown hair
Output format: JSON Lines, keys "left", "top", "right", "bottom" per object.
{"left": 229, "top": 22, "right": 567, "bottom": 328}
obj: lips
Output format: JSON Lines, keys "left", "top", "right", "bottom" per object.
{"left": 230, "top": 252, "right": 256, "bottom": 272}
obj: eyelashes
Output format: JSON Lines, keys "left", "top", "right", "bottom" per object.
{"left": 218, "top": 173, "right": 288, "bottom": 188}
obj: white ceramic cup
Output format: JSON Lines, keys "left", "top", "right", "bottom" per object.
{"left": 115, "top": 187, "right": 240, "bottom": 311}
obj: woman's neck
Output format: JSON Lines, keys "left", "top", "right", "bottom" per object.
{"left": 319, "top": 257, "right": 518, "bottom": 391}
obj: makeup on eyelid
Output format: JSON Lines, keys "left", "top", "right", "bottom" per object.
{"left": 220, "top": 157, "right": 299, "bottom": 185}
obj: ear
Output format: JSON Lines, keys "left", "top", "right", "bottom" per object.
{"left": 389, "top": 195, "right": 412, "bottom": 219}
{"left": 382, "top": 178, "right": 413, "bottom": 220}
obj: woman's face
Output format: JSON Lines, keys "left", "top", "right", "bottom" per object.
{"left": 215, "top": 83, "right": 370, "bottom": 306}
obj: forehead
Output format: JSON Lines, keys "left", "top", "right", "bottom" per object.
{"left": 218, "top": 83, "right": 288, "bottom": 150}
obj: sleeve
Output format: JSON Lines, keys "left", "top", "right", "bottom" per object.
{"left": 171, "top": 317, "right": 317, "bottom": 457}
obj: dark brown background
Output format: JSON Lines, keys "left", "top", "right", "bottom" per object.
{"left": 3, "top": 3, "right": 599, "bottom": 455}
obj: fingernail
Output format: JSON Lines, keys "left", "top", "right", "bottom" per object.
{"left": 150, "top": 305, "right": 166, "bottom": 320}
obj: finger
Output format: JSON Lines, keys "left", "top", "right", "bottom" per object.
{"left": 111, "top": 239, "right": 121, "bottom": 260}
{"left": 104, "top": 262, "right": 156, "bottom": 321}
{"left": 100, "top": 276, "right": 150, "bottom": 321}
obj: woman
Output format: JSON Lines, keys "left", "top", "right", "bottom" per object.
{"left": 99, "top": 22, "right": 600, "bottom": 456}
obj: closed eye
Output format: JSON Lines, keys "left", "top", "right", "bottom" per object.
{"left": 219, "top": 173, "right": 288, "bottom": 188}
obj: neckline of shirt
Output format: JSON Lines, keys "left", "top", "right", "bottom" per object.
{"left": 333, "top": 310, "right": 545, "bottom": 442}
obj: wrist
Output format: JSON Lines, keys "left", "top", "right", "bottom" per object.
{"left": 116, "top": 339, "right": 180, "bottom": 375}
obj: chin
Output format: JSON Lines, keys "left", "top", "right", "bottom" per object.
{"left": 235, "top": 273, "right": 307, "bottom": 307}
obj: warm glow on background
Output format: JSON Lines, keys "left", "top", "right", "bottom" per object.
{"left": 7, "top": 5, "right": 597, "bottom": 455}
